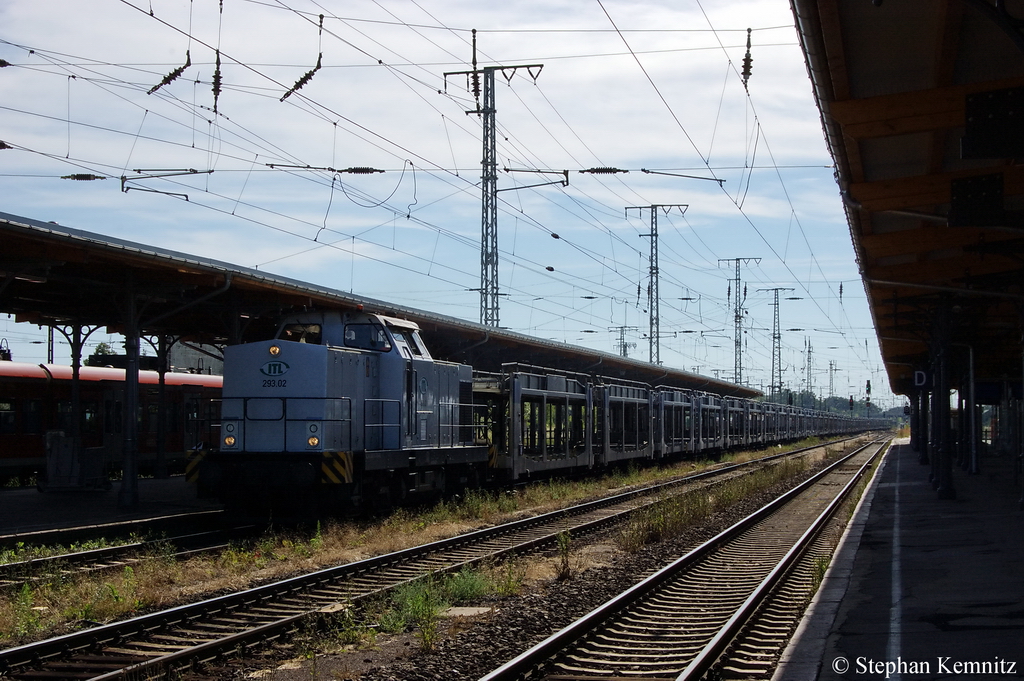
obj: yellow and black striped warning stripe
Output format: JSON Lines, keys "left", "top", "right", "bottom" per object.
{"left": 321, "top": 451, "right": 354, "bottom": 484}
{"left": 185, "top": 449, "right": 205, "bottom": 483}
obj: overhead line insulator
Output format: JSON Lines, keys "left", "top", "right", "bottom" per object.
{"left": 281, "top": 53, "right": 322, "bottom": 102}
{"left": 340, "top": 167, "right": 385, "bottom": 175}
{"left": 741, "top": 28, "right": 753, "bottom": 90}
{"left": 147, "top": 50, "right": 191, "bottom": 95}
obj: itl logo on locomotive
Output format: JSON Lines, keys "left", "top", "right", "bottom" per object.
{"left": 260, "top": 361, "right": 290, "bottom": 377}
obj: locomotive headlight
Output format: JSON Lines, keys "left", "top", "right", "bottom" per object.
{"left": 305, "top": 421, "right": 322, "bottom": 449}
{"left": 269, "top": 345, "right": 281, "bottom": 356}
{"left": 224, "top": 435, "right": 237, "bottom": 447}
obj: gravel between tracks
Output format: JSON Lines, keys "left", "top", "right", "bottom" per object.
{"left": 187, "top": 450, "right": 851, "bottom": 681}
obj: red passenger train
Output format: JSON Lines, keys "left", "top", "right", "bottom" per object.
{"left": 0, "top": 361, "right": 221, "bottom": 486}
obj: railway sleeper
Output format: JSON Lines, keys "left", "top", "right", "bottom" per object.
{"left": 102, "top": 646, "right": 167, "bottom": 657}
{"left": 124, "top": 641, "right": 192, "bottom": 651}
{"left": 599, "top": 632, "right": 707, "bottom": 644}
{"left": 187, "top": 620, "right": 251, "bottom": 630}
{"left": 148, "top": 633, "right": 217, "bottom": 645}
{"left": 14, "top": 672, "right": 98, "bottom": 680}
{"left": 41, "top": 663, "right": 130, "bottom": 673}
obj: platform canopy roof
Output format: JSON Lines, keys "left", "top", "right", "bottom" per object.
{"left": 791, "top": 0, "right": 1024, "bottom": 396}
{"left": 0, "top": 211, "right": 758, "bottom": 398}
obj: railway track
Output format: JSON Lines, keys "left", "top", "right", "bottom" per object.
{"left": 0, "top": 437, "right": 857, "bottom": 597}
{"left": 0, "top": 527, "right": 254, "bottom": 593}
{"left": 0, "top": 510, "right": 225, "bottom": 553}
{"left": 481, "top": 438, "right": 887, "bottom": 681}
{"left": 715, "top": 524, "right": 842, "bottom": 679}
{"left": 0, "top": 436, "right": 868, "bottom": 680}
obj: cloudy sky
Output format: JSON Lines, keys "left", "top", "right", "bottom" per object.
{"left": 0, "top": 0, "right": 900, "bottom": 408}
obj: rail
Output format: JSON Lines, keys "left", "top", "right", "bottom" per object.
{"left": 0, "top": 436, "right": 870, "bottom": 679}
{"left": 480, "top": 438, "right": 887, "bottom": 680}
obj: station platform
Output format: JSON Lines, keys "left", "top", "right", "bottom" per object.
{"left": 775, "top": 440, "right": 1024, "bottom": 679}
{"left": 0, "top": 476, "right": 222, "bottom": 539}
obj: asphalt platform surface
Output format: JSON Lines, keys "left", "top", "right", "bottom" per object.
{"left": 775, "top": 439, "right": 1024, "bottom": 680}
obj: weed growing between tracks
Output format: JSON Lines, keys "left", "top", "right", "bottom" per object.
{"left": 488, "top": 557, "right": 527, "bottom": 596}
{"left": 0, "top": 560, "right": 150, "bottom": 643}
{"left": 361, "top": 567, "right": 496, "bottom": 652}
{"left": 0, "top": 535, "right": 138, "bottom": 566}
{"left": 615, "top": 451, "right": 831, "bottom": 552}
{"left": 800, "top": 444, "right": 884, "bottom": 606}
{"left": 10, "top": 584, "right": 40, "bottom": 637}
{"left": 287, "top": 566, "right": 509, "bottom": 676}
{"left": 0, "top": 436, "right": 849, "bottom": 647}
{"left": 295, "top": 607, "right": 379, "bottom": 675}
{"left": 553, "top": 529, "right": 586, "bottom": 581}
{"left": 810, "top": 554, "right": 832, "bottom": 590}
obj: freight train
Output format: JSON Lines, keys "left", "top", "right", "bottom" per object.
{"left": 196, "top": 310, "right": 887, "bottom": 511}
{"left": 0, "top": 361, "right": 221, "bottom": 486}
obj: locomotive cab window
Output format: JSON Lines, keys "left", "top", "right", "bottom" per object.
{"left": 280, "top": 324, "right": 322, "bottom": 344}
{"left": 389, "top": 327, "right": 430, "bottom": 359}
{"left": 408, "top": 331, "right": 432, "bottom": 359}
{"left": 344, "top": 323, "right": 392, "bottom": 352}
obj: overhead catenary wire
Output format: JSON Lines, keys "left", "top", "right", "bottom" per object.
{"left": 692, "top": 0, "right": 868, "bottom": 366}
{"left": 0, "top": 4, "right": 885, "bottom": 393}
{"left": 2, "top": 39, "right": 729, "bottom": 319}
{"left": 588, "top": 0, "right": 873, "bottom": 374}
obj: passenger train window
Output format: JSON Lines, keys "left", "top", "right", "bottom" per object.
{"left": 82, "top": 402, "right": 99, "bottom": 434}
{"left": 281, "top": 324, "right": 322, "bottom": 344}
{"left": 24, "top": 400, "right": 43, "bottom": 434}
{"left": 0, "top": 401, "right": 15, "bottom": 435}
{"left": 344, "top": 323, "right": 392, "bottom": 352}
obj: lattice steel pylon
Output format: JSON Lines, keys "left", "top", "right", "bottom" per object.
{"left": 641, "top": 208, "right": 661, "bottom": 365}
{"left": 758, "top": 287, "right": 794, "bottom": 400}
{"left": 444, "top": 31, "right": 543, "bottom": 327}
{"left": 805, "top": 336, "right": 814, "bottom": 406}
{"left": 629, "top": 204, "right": 686, "bottom": 365}
{"left": 610, "top": 325, "right": 638, "bottom": 358}
{"left": 479, "top": 66, "right": 498, "bottom": 327}
{"left": 719, "top": 257, "right": 760, "bottom": 385}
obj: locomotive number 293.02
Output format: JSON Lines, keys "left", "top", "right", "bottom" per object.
{"left": 262, "top": 379, "right": 287, "bottom": 388}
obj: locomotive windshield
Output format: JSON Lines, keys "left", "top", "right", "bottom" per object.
{"left": 344, "top": 322, "right": 392, "bottom": 352}
{"left": 280, "top": 323, "right": 322, "bottom": 344}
